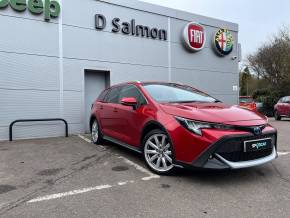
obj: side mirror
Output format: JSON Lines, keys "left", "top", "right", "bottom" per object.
{"left": 121, "top": 97, "right": 138, "bottom": 109}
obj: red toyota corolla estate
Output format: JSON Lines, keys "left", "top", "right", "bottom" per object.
{"left": 90, "top": 82, "right": 278, "bottom": 174}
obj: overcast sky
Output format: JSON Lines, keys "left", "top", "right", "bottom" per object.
{"left": 140, "top": 0, "right": 290, "bottom": 61}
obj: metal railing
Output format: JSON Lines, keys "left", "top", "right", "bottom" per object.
{"left": 9, "top": 118, "right": 68, "bottom": 141}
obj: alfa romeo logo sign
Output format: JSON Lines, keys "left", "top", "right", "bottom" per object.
{"left": 183, "top": 22, "right": 206, "bottom": 52}
{"left": 213, "top": 28, "right": 234, "bottom": 56}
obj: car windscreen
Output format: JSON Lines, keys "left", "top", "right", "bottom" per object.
{"left": 239, "top": 97, "right": 253, "bottom": 103}
{"left": 142, "top": 84, "right": 218, "bottom": 103}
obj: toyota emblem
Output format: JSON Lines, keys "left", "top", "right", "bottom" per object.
{"left": 253, "top": 127, "right": 262, "bottom": 135}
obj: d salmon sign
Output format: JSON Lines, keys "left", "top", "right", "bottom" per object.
{"left": 213, "top": 28, "right": 234, "bottom": 56}
{"left": 182, "top": 22, "right": 206, "bottom": 52}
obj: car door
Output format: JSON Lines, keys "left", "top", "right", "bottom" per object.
{"left": 99, "top": 86, "right": 123, "bottom": 140}
{"left": 276, "top": 98, "right": 284, "bottom": 115}
{"left": 96, "top": 88, "right": 109, "bottom": 126}
{"left": 114, "top": 85, "right": 148, "bottom": 147}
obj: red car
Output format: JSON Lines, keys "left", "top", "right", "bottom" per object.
{"left": 274, "top": 96, "right": 290, "bottom": 120}
{"left": 239, "top": 96, "right": 257, "bottom": 111}
{"left": 90, "top": 82, "right": 277, "bottom": 174}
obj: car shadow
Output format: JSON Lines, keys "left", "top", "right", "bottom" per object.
{"left": 100, "top": 139, "right": 277, "bottom": 186}
{"left": 173, "top": 167, "right": 269, "bottom": 185}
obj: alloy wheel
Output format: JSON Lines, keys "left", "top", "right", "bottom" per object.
{"left": 144, "top": 133, "right": 174, "bottom": 172}
{"left": 91, "top": 120, "right": 99, "bottom": 143}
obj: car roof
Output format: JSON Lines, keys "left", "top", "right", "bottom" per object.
{"left": 108, "top": 81, "right": 192, "bottom": 88}
{"left": 106, "top": 81, "right": 140, "bottom": 88}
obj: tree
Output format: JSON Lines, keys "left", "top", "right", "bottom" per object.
{"left": 239, "top": 66, "right": 252, "bottom": 96}
{"left": 247, "top": 26, "right": 290, "bottom": 96}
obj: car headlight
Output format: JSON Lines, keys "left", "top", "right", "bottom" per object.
{"left": 175, "top": 116, "right": 234, "bottom": 136}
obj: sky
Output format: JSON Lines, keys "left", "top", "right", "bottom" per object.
{"left": 140, "top": 0, "right": 290, "bottom": 62}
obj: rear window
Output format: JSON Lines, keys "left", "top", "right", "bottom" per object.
{"left": 97, "top": 89, "right": 109, "bottom": 102}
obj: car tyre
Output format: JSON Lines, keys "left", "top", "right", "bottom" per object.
{"left": 91, "top": 119, "right": 104, "bottom": 144}
{"left": 274, "top": 111, "right": 281, "bottom": 121}
{"left": 143, "top": 129, "right": 175, "bottom": 175}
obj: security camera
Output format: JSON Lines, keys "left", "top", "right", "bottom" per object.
{"left": 231, "top": 56, "right": 238, "bottom": 60}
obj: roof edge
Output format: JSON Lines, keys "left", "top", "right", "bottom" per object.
{"left": 97, "top": 0, "right": 239, "bottom": 32}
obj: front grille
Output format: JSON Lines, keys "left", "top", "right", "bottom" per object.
{"left": 218, "top": 148, "right": 273, "bottom": 162}
{"left": 216, "top": 133, "right": 275, "bottom": 162}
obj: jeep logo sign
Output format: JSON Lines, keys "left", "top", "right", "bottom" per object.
{"left": 0, "top": 0, "right": 60, "bottom": 21}
{"left": 183, "top": 22, "right": 206, "bottom": 52}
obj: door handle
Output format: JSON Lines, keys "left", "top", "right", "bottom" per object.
{"left": 113, "top": 108, "right": 118, "bottom": 112}
{"left": 99, "top": 105, "right": 103, "bottom": 110}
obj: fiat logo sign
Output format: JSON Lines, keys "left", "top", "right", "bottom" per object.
{"left": 183, "top": 22, "right": 206, "bottom": 52}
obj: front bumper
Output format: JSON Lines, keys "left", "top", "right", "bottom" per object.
{"left": 175, "top": 131, "right": 278, "bottom": 170}
{"left": 213, "top": 146, "right": 277, "bottom": 169}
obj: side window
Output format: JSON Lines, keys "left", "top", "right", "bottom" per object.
{"left": 119, "top": 85, "right": 147, "bottom": 105}
{"left": 106, "top": 86, "right": 122, "bottom": 104}
{"left": 97, "top": 89, "right": 109, "bottom": 102}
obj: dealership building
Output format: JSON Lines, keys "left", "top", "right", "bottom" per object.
{"left": 0, "top": 0, "right": 240, "bottom": 140}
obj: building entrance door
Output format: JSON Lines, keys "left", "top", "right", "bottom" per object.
{"left": 84, "top": 70, "right": 110, "bottom": 133}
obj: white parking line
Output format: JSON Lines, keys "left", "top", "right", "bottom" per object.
{"left": 27, "top": 175, "right": 156, "bottom": 204}
{"left": 278, "top": 151, "right": 290, "bottom": 156}
{"left": 28, "top": 185, "right": 112, "bottom": 203}
{"left": 118, "top": 156, "right": 160, "bottom": 181}
{"left": 28, "top": 136, "right": 289, "bottom": 204}
{"left": 78, "top": 134, "right": 91, "bottom": 143}
{"left": 117, "top": 180, "right": 134, "bottom": 186}
{"left": 77, "top": 134, "right": 160, "bottom": 181}
{"left": 27, "top": 179, "right": 141, "bottom": 203}
{"left": 39, "top": 135, "right": 159, "bottom": 204}
{"left": 77, "top": 134, "right": 109, "bottom": 151}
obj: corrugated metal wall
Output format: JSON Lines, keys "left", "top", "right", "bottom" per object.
{"left": 0, "top": 0, "right": 239, "bottom": 140}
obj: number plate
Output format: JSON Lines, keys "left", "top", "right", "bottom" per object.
{"left": 244, "top": 138, "right": 272, "bottom": 152}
